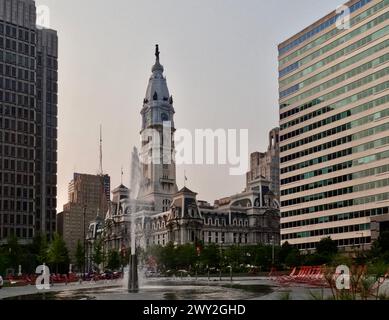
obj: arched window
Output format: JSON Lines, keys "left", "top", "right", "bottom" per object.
{"left": 254, "top": 198, "right": 260, "bottom": 207}
{"left": 153, "top": 91, "right": 158, "bottom": 100}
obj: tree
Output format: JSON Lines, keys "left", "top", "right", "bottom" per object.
{"left": 285, "top": 249, "right": 301, "bottom": 267}
{"left": 6, "top": 235, "right": 22, "bottom": 270}
{"left": 316, "top": 237, "right": 338, "bottom": 256}
{"left": 277, "top": 242, "right": 301, "bottom": 268}
{"left": 279, "top": 242, "right": 292, "bottom": 264}
{"left": 92, "top": 239, "right": 104, "bottom": 272}
{"left": 199, "top": 244, "right": 220, "bottom": 269}
{"left": 306, "top": 237, "right": 339, "bottom": 265}
{"left": 35, "top": 233, "right": 49, "bottom": 265}
{"left": 74, "top": 240, "right": 85, "bottom": 272}
{"left": 377, "top": 231, "right": 389, "bottom": 253}
{"left": 370, "top": 231, "right": 389, "bottom": 263}
{"left": 159, "top": 242, "right": 177, "bottom": 271}
{"left": 0, "top": 246, "right": 10, "bottom": 275}
{"left": 225, "top": 245, "right": 243, "bottom": 269}
{"left": 47, "top": 233, "right": 70, "bottom": 273}
{"left": 254, "top": 245, "right": 272, "bottom": 271}
{"left": 107, "top": 250, "right": 121, "bottom": 271}
{"left": 175, "top": 244, "right": 197, "bottom": 270}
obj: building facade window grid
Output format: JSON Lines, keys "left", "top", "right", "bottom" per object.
{"left": 279, "top": 0, "right": 389, "bottom": 250}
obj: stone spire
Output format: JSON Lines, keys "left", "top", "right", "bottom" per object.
{"left": 144, "top": 44, "right": 171, "bottom": 108}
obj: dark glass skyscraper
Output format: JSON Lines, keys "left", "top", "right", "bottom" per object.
{"left": 35, "top": 28, "right": 58, "bottom": 239}
{"left": 0, "top": 0, "right": 58, "bottom": 244}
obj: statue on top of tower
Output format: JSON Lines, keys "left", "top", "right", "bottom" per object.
{"left": 155, "top": 44, "right": 160, "bottom": 61}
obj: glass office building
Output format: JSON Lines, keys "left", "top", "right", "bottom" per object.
{"left": 279, "top": 0, "right": 389, "bottom": 251}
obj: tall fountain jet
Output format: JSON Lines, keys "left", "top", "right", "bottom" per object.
{"left": 128, "top": 147, "right": 141, "bottom": 292}
{"left": 130, "top": 147, "right": 141, "bottom": 200}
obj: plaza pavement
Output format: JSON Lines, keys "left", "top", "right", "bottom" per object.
{"left": 0, "top": 279, "right": 123, "bottom": 300}
{"left": 1, "top": 277, "right": 388, "bottom": 300}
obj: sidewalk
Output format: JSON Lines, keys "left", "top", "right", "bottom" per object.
{"left": 0, "top": 280, "right": 122, "bottom": 300}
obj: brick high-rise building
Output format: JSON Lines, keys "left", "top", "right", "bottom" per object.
{"left": 57, "top": 173, "right": 110, "bottom": 261}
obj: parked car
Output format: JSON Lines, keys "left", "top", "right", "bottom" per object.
{"left": 0, "top": 275, "right": 3, "bottom": 289}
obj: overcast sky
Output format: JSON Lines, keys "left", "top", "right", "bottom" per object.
{"left": 34, "top": 0, "right": 344, "bottom": 211}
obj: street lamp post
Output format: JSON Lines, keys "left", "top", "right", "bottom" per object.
{"left": 358, "top": 232, "right": 365, "bottom": 252}
{"left": 83, "top": 205, "right": 87, "bottom": 280}
{"left": 271, "top": 235, "right": 275, "bottom": 266}
{"left": 219, "top": 240, "right": 223, "bottom": 281}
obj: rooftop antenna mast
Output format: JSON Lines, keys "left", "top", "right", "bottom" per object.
{"left": 99, "top": 124, "right": 103, "bottom": 176}
{"left": 121, "top": 166, "right": 123, "bottom": 185}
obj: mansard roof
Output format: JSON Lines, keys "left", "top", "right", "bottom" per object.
{"left": 177, "top": 186, "right": 197, "bottom": 195}
{"left": 112, "top": 184, "right": 129, "bottom": 192}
